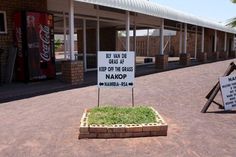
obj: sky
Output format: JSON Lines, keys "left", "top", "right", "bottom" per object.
{"left": 150, "top": 0, "right": 236, "bottom": 24}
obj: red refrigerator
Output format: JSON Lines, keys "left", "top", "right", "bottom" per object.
{"left": 14, "top": 11, "right": 55, "bottom": 82}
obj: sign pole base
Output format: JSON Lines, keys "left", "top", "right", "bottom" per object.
{"left": 98, "top": 88, "right": 100, "bottom": 107}
{"left": 132, "top": 88, "right": 134, "bottom": 107}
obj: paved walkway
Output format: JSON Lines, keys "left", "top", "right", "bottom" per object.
{"left": 0, "top": 59, "right": 236, "bottom": 157}
{"left": 0, "top": 60, "right": 200, "bottom": 103}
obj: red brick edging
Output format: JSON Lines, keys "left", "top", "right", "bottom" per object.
{"left": 79, "top": 107, "right": 168, "bottom": 139}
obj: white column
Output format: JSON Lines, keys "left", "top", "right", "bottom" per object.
{"left": 183, "top": 23, "right": 187, "bottom": 54}
{"left": 194, "top": 26, "right": 198, "bottom": 58}
{"left": 233, "top": 34, "right": 235, "bottom": 51}
{"left": 232, "top": 36, "right": 235, "bottom": 51}
{"left": 97, "top": 17, "right": 100, "bottom": 51}
{"left": 63, "top": 12, "right": 67, "bottom": 59}
{"left": 214, "top": 30, "right": 217, "bottom": 52}
{"left": 133, "top": 23, "right": 136, "bottom": 52}
{"left": 83, "top": 19, "right": 87, "bottom": 72}
{"left": 69, "top": 0, "right": 75, "bottom": 60}
{"left": 179, "top": 24, "right": 183, "bottom": 54}
{"left": 201, "top": 27, "right": 205, "bottom": 53}
{"left": 147, "top": 29, "right": 150, "bottom": 56}
{"left": 126, "top": 11, "right": 130, "bottom": 51}
{"left": 224, "top": 32, "right": 227, "bottom": 52}
{"left": 160, "top": 19, "right": 164, "bottom": 55}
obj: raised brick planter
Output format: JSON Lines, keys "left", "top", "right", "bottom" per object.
{"left": 79, "top": 107, "right": 168, "bottom": 139}
{"left": 228, "top": 51, "right": 236, "bottom": 58}
{"left": 179, "top": 53, "right": 190, "bottom": 66}
{"left": 213, "top": 51, "right": 220, "bottom": 60}
{"left": 155, "top": 54, "right": 168, "bottom": 69}
{"left": 219, "top": 51, "right": 228, "bottom": 59}
{"left": 61, "top": 60, "right": 83, "bottom": 85}
{"left": 197, "top": 52, "right": 207, "bottom": 63}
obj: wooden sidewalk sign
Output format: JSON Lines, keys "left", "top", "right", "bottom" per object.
{"left": 201, "top": 62, "right": 236, "bottom": 113}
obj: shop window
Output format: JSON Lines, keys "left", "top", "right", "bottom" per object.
{"left": 0, "top": 11, "right": 7, "bottom": 34}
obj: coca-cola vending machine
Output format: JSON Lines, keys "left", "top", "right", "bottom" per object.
{"left": 14, "top": 11, "right": 55, "bottom": 82}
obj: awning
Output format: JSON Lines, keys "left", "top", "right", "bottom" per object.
{"left": 75, "top": 0, "right": 236, "bottom": 33}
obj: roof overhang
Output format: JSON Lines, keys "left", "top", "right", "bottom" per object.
{"left": 74, "top": 0, "right": 236, "bottom": 34}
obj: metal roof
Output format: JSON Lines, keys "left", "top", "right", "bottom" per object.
{"left": 75, "top": 0, "right": 236, "bottom": 34}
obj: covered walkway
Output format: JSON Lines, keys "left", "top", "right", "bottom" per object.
{"left": 49, "top": 0, "right": 236, "bottom": 74}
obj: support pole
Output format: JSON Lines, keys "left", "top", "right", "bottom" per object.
{"left": 201, "top": 27, "right": 205, "bottom": 53}
{"left": 132, "top": 88, "right": 134, "bottom": 107}
{"left": 224, "top": 32, "right": 227, "bottom": 52}
{"left": 133, "top": 14, "right": 137, "bottom": 68}
{"left": 194, "top": 26, "right": 198, "bottom": 59}
{"left": 160, "top": 19, "right": 164, "bottom": 55}
{"left": 97, "top": 9, "right": 100, "bottom": 52}
{"left": 69, "top": 0, "right": 75, "bottom": 60}
{"left": 183, "top": 23, "right": 187, "bottom": 54}
{"left": 147, "top": 29, "right": 150, "bottom": 56}
{"left": 179, "top": 24, "right": 183, "bottom": 54}
{"left": 126, "top": 11, "right": 130, "bottom": 51}
{"left": 83, "top": 19, "right": 87, "bottom": 72}
{"left": 232, "top": 35, "right": 235, "bottom": 51}
{"left": 133, "top": 20, "right": 136, "bottom": 52}
{"left": 214, "top": 30, "right": 217, "bottom": 52}
{"left": 98, "top": 88, "right": 100, "bottom": 107}
{"left": 63, "top": 12, "right": 67, "bottom": 59}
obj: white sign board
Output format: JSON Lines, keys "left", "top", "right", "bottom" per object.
{"left": 98, "top": 51, "right": 135, "bottom": 88}
{"left": 220, "top": 75, "right": 236, "bottom": 110}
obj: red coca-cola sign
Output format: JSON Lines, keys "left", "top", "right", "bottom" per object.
{"left": 39, "top": 24, "right": 51, "bottom": 61}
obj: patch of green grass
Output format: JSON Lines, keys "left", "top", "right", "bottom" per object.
{"left": 88, "top": 106, "right": 157, "bottom": 125}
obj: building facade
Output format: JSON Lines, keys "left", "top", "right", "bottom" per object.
{"left": 0, "top": 0, "right": 236, "bottom": 84}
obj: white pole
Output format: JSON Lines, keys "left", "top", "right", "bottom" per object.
{"left": 83, "top": 19, "right": 87, "bottom": 72}
{"left": 224, "top": 32, "right": 227, "bottom": 52}
{"left": 147, "top": 29, "right": 150, "bottom": 56}
{"left": 63, "top": 12, "right": 67, "bottom": 59}
{"left": 233, "top": 34, "right": 235, "bottom": 51}
{"left": 194, "top": 26, "right": 198, "bottom": 59}
{"left": 97, "top": 7, "right": 100, "bottom": 52}
{"left": 126, "top": 11, "right": 130, "bottom": 52}
{"left": 69, "top": 0, "right": 75, "bottom": 60}
{"left": 133, "top": 21, "right": 136, "bottom": 52}
{"left": 97, "top": 9, "right": 100, "bottom": 51}
{"left": 232, "top": 36, "right": 235, "bottom": 51}
{"left": 183, "top": 23, "right": 187, "bottom": 54}
{"left": 179, "top": 24, "right": 182, "bottom": 54}
{"left": 201, "top": 27, "right": 205, "bottom": 53}
{"left": 160, "top": 19, "right": 164, "bottom": 55}
{"left": 214, "top": 30, "right": 217, "bottom": 52}
{"left": 169, "top": 34, "right": 171, "bottom": 52}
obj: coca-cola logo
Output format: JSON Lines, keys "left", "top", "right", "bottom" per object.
{"left": 39, "top": 25, "right": 50, "bottom": 62}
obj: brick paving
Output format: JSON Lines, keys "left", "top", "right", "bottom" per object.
{"left": 0, "top": 59, "right": 236, "bottom": 157}
{"left": 0, "top": 60, "right": 200, "bottom": 103}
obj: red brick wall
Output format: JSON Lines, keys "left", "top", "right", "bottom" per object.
{"left": 116, "top": 29, "right": 228, "bottom": 59}
{"left": 117, "top": 31, "right": 201, "bottom": 57}
{"left": 0, "top": 0, "right": 47, "bottom": 82}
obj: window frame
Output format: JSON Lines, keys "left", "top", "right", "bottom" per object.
{"left": 0, "top": 11, "right": 7, "bottom": 34}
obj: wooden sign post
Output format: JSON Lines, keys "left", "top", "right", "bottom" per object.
{"left": 201, "top": 62, "right": 236, "bottom": 113}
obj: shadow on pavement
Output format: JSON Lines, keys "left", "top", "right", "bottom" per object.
{"left": 0, "top": 58, "right": 232, "bottom": 104}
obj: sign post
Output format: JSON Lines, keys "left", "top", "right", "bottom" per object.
{"left": 97, "top": 51, "right": 135, "bottom": 107}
